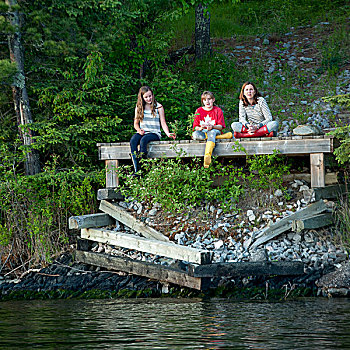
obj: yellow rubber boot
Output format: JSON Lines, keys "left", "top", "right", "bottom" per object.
{"left": 216, "top": 132, "right": 233, "bottom": 139}
{"left": 204, "top": 141, "right": 215, "bottom": 168}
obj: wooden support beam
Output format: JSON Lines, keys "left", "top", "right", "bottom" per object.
{"left": 81, "top": 228, "right": 213, "bottom": 265}
{"left": 105, "top": 159, "right": 119, "bottom": 188}
{"left": 75, "top": 250, "right": 210, "bottom": 290}
{"left": 190, "top": 261, "right": 305, "bottom": 277}
{"left": 251, "top": 200, "right": 328, "bottom": 249}
{"left": 314, "top": 184, "right": 346, "bottom": 201}
{"left": 310, "top": 153, "right": 325, "bottom": 188}
{"left": 69, "top": 213, "right": 115, "bottom": 229}
{"left": 99, "top": 200, "right": 169, "bottom": 242}
{"left": 291, "top": 212, "right": 333, "bottom": 233}
{"left": 97, "top": 188, "right": 124, "bottom": 201}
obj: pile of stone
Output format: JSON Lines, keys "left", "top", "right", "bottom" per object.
{"left": 93, "top": 179, "right": 347, "bottom": 281}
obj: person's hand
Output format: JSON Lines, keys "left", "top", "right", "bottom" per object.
{"left": 247, "top": 124, "right": 258, "bottom": 134}
{"left": 138, "top": 129, "right": 145, "bottom": 135}
{"left": 168, "top": 133, "right": 176, "bottom": 139}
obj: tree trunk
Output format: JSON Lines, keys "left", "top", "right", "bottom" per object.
{"left": 195, "top": 3, "right": 211, "bottom": 59}
{"left": 6, "top": 0, "right": 41, "bottom": 175}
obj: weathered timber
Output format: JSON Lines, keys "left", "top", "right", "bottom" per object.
{"left": 75, "top": 250, "right": 210, "bottom": 290}
{"left": 314, "top": 184, "right": 346, "bottom": 201}
{"left": 69, "top": 213, "right": 115, "bottom": 230}
{"left": 99, "top": 200, "right": 168, "bottom": 242}
{"left": 190, "top": 261, "right": 305, "bottom": 277}
{"left": 251, "top": 200, "right": 328, "bottom": 249}
{"left": 291, "top": 212, "right": 333, "bottom": 233}
{"left": 97, "top": 136, "right": 335, "bottom": 190}
{"left": 310, "top": 153, "right": 325, "bottom": 188}
{"left": 81, "top": 228, "right": 212, "bottom": 265}
{"left": 106, "top": 160, "right": 119, "bottom": 187}
{"left": 97, "top": 136, "right": 334, "bottom": 160}
{"left": 97, "top": 188, "right": 124, "bottom": 201}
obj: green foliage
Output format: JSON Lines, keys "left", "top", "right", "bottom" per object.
{"left": 247, "top": 150, "right": 290, "bottom": 201}
{"left": 0, "top": 151, "right": 104, "bottom": 270}
{"left": 334, "top": 187, "right": 350, "bottom": 252}
{"left": 323, "top": 93, "right": 350, "bottom": 166}
{"left": 323, "top": 93, "right": 350, "bottom": 109}
{"left": 0, "top": 59, "right": 17, "bottom": 84}
{"left": 118, "top": 148, "right": 290, "bottom": 214}
{"left": 119, "top": 154, "right": 245, "bottom": 213}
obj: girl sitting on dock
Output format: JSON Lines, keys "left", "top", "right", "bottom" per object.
{"left": 231, "top": 82, "right": 279, "bottom": 138}
{"left": 192, "top": 91, "right": 232, "bottom": 168}
{"left": 130, "top": 86, "right": 176, "bottom": 175}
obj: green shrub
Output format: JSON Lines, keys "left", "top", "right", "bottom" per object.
{"left": 0, "top": 155, "right": 104, "bottom": 272}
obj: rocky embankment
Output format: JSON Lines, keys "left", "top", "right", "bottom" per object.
{"left": 1, "top": 178, "right": 346, "bottom": 301}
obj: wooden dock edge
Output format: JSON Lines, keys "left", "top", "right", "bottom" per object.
{"left": 75, "top": 250, "right": 210, "bottom": 291}
{"left": 190, "top": 261, "right": 305, "bottom": 277}
{"left": 81, "top": 228, "right": 213, "bottom": 265}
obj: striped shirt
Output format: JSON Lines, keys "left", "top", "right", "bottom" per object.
{"left": 239, "top": 97, "right": 273, "bottom": 127}
{"left": 140, "top": 103, "right": 162, "bottom": 138}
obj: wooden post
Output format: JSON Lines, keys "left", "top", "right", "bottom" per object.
{"left": 310, "top": 153, "right": 325, "bottom": 188}
{"left": 105, "top": 159, "right": 118, "bottom": 188}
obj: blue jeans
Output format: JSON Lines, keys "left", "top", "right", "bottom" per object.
{"left": 130, "top": 132, "right": 160, "bottom": 156}
{"left": 192, "top": 129, "right": 221, "bottom": 143}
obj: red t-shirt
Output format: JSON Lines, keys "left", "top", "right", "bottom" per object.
{"left": 192, "top": 106, "right": 225, "bottom": 131}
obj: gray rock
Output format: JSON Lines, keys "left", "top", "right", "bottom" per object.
{"left": 300, "top": 57, "right": 313, "bottom": 62}
{"left": 148, "top": 208, "right": 158, "bottom": 216}
{"left": 293, "top": 124, "right": 322, "bottom": 136}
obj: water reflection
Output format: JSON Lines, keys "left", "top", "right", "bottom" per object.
{"left": 1, "top": 298, "right": 350, "bottom": 349}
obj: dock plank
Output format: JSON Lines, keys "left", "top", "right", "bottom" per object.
{"left": 81, "top": 228, "right": 213, "bottom": 265}
{"left": 190, "top": 261, "right": 305, "bottom": 277}
{"left": 98, "top": 137, "right": 334, "bottom": 160}
{"left": 75, "top": 250, "right": 210, "bottom": 290}
{"left": 99, "top": 200, "right": 168, "bottom": 242}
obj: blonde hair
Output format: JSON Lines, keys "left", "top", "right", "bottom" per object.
{"left": 201, "top": 91, "right": 215, "bottom": 106}
{"left": 136, "top": 86, "right": 158, "bottom": 122}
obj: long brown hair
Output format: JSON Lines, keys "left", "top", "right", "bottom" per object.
{"left": 136, "top": 86, "right": 158, "bottom": 122}
{"left": 239, "top": 82, "right": 261, "bottom": 106}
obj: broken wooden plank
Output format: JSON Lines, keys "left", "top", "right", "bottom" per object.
{"left": 69, "top": 213, "right": 115, "bottom": 230}
{"left": 99, "top": 200, "right": 168, "bottom": 242}
{"left": 75, "top": 250, "right": 210, "bottom": 290}
{"left": 250, "top": 200, "right": 328, "bottom": 249}
{"left": 190, "top": 261, "right": 305, "bottom": 277}
{"left": 81, "top": 228, "right": 213, "bottom": 265}
{"left": 292, "top": 212, "right": 333, "bottom": 233}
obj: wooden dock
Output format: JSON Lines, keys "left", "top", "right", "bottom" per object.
{"left": 97, "top": 135, "right": 336, "bottom": 198}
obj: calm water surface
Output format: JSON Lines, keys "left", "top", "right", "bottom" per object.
{"left": 1, "top": 297, "right": 350, "bottom": 349}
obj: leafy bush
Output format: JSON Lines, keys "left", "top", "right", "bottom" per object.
{"left": 118, "top": 147, "right": 290, "bottom": 214}
{"left": 0, "top": 154, "right": 104, "bottom": 273}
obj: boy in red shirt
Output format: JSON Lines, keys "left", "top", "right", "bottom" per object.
{"left": 192, "top": 91, "right": 233, "bottom": 168}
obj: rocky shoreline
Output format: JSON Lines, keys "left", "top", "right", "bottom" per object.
{"left": 1, "top": 179, "right": 349, "bottom": 301}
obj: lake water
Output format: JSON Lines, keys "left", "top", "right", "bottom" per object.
{"left": 1, "top": 297, "right": 350, "bottom": 349}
